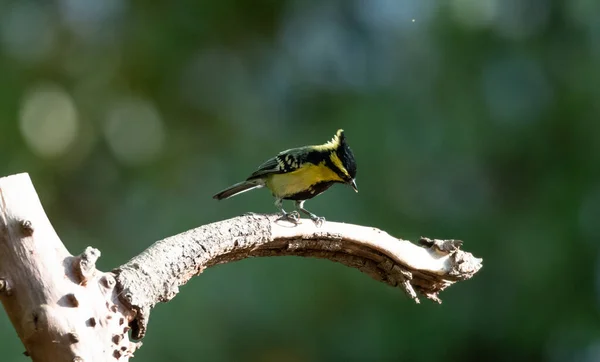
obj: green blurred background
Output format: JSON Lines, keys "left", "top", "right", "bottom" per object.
{"left": 1, "top": 0, "right": 599, "bottom": 361}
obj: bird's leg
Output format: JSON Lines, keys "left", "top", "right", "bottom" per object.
{"left": 275, "top": 198, "right": 299, "bottom": 223}
{"left": 295, "top": 200, "right": 325, "bottom": 227}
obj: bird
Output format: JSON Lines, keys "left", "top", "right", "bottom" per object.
{"left": 213, "top": 129, "right": 358, "bottom": 226}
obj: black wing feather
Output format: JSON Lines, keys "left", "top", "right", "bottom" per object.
{"left": 246, "top": 147, "right": 313, "bottom": 180}
{"left": 246, "top": 155, "right": 283, "bottom": 180}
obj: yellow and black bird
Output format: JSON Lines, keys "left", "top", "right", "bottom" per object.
{"left": 213, "top": 129, "right": 358, "bottom": 226}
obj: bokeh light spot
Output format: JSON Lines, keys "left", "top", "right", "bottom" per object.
{"left": 0, "top": 1, "right": 56, "bottom": 63}
{"left": 104, "top": 97, "right": 165, "bottom": 166}
{"left": 566, "top": 0, "right": 600, "bottom": 28}
{"left": 450, "top": 0, "right": 498, "bottom": 29}
{"left": 355, "top": 0, "right": 437, "bottom": 32}
{"left": 57, "top": 0, "right": 126, "bottom": 43}
{"left": 492, "top": 0, "right": 550, "bottom": 40}
{"left": 19, "top": 83, "right": 79, "bottom": 158}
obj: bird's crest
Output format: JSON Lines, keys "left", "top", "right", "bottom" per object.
{"left": 316, "top": 129, "right": 345, "bottom": 151}
{"left": 310, "top": 129, "right": 356, "bottom": 181}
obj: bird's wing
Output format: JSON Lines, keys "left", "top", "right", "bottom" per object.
{"left": 246, "top": 147, "right": 305, "bottom": 180}
{"left": 246, "top": 155, "right": 285, "bottom": 180}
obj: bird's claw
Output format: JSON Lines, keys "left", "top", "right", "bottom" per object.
{"left": 278, "top": 211, "right": 300, "bottom": 224}
{"left": 311, "top": 216, "right": 325, "bottom": 228}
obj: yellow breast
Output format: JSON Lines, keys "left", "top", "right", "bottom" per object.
{"left": 265, "top": 162, "right": 343, "bottom": 198}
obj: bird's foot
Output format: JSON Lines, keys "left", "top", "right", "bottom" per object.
{"left": 277, "top": 211, "right": 300, "bottom": 224}
{"left": 288, "top": 210, "right": 300, "bottom": 221}
{"left": 311, "top": 216, "right": 325, "bottom": 228}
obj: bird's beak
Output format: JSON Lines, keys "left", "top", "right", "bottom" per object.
{"left": 350, "top": 179, "right": 358, "bottom": 193}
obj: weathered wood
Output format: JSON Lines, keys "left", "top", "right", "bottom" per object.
{"left": 116, "top": 215, "right": 482, "bottom": 339}
{"left": 0, "top": 172, "right": 482, "bottom": 360}
{"left": 0, "top": 173, "right": 139, "bottom": 361}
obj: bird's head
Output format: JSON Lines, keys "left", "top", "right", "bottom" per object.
{"left": 328, "top": 129, "right": 358, "bottom": 192}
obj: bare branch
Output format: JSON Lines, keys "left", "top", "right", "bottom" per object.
{"left": 0, "top": 172, "right": 482, "bottom": 360}
{"left": 0, "top": 173, "right": 139, "bottom": 362}
{"left": 115, "top": 214, "right": 482, "bottom": 340}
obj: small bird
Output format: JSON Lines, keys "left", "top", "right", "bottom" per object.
{"left": 213, "top": 129, "right": 358, "bottom": 226}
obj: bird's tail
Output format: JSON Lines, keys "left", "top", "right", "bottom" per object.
{"left": 213, "top": 180, "right": 264, "bottom": 200}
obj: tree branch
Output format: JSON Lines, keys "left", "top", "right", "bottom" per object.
{"left": 0, "top": 173, "right": 139, "bottom": 362}
{"left": 0, "top": 173, "right": 482, "bottom": 360}
{"left": 115, "top": 215, "right": 482, "bottom": 340}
